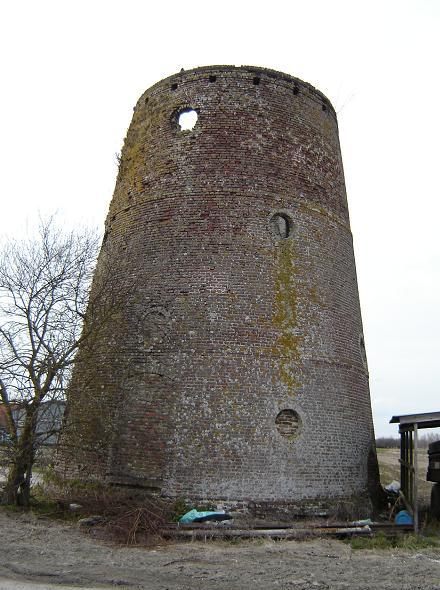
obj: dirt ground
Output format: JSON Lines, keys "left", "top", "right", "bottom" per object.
{"left": 0, "top": 510, "right": 440, "bottom": 590}
{"left": 1, "top": 449, "right": 440, "bottom": 589}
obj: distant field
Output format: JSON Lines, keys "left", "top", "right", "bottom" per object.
{"left": 376, "top": 447, "right": 433, "bottom": 505}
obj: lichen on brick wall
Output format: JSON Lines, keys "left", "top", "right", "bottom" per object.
{"left": 272, "top": 239, "right": 302, "bottom": 391}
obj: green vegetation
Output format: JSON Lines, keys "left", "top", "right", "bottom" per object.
{"left": 1, "top": 483, "right": 76, "bottom": 521}
{"left": 348, "top": 532, "right": 439, "bottom": 551}
{"left": 170, "top": 498, "right": 191, "bottom": 522}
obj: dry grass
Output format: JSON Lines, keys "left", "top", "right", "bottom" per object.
{"left": 95, "top": 503, "right": 168, "bottom": 546}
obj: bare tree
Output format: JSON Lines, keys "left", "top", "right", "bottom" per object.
{"left": 0, "top": 218, "right": 101, "bottom": 506}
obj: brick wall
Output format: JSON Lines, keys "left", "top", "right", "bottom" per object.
{"left": 58, "top": 66, "right": 380, "bottom": 513}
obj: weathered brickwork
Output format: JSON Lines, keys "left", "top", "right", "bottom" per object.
{"left": 58, "top": 66, "right": 380, "bottom": 513}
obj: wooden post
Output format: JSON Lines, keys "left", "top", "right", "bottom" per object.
{"left": 413, "top": 423, "right": 419, "bottom": 534}
{"left": 409, "top": 430, "right": 414, "bottom": 506}
{"left": 400, "top": 430, "right": 405, "bottom": 496}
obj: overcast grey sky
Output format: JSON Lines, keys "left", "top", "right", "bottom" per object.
{"left": 1, "top": 0, "right": 439, "bottom": 436}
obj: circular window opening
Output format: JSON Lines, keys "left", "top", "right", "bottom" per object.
{"left": 275, "top": 409, "right": 301, "bottom": 439}
{"left": 177, "top": 109, "right": 198, "bottom": 131}
{"left": 270, "top": 212, "right": 293, "bottom": 239}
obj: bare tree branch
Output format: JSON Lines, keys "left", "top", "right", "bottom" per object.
{"left": 0, "top": 217, "right": 102, "bottom": 506}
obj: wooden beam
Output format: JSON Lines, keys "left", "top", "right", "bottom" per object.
{"left": 413, "top": 423, "right": 419, "bottom": 534}
{"left": 161, "top": 527, "right": 373, "bottom": 540}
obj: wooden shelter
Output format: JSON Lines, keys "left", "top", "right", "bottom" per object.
{"left": 390, "top": 411, "right": 440, "bottom": 532}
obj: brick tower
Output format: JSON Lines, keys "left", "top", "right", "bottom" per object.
{"left": 59, "top": 66, "right": 380, "bottom": 514}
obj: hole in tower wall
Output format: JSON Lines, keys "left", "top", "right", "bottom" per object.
{"left": 209, "top": 75, "right": 217, "bottom": 82}
{"left": 171, "top": 83, "right": 178, "bottom": 91}
{"left": 293, "top": 85, "right": 299, "bottom": 95}
{"left": 359, "top": 334, "right": 368, "bottom": 369}
{"left": 322, "top": 104, "right": 327, "bottom": 111}
{"left": 253, "top": 76, "right": 261, "bottom": 85}
{"left": 269, "top": 212, "right": 293, "bottom": 239}
{"left": 275, "top": 409, "right": 301, "bottom": 439}
{"left": 177, "top": 109, "right": 198, "bottom": 131}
